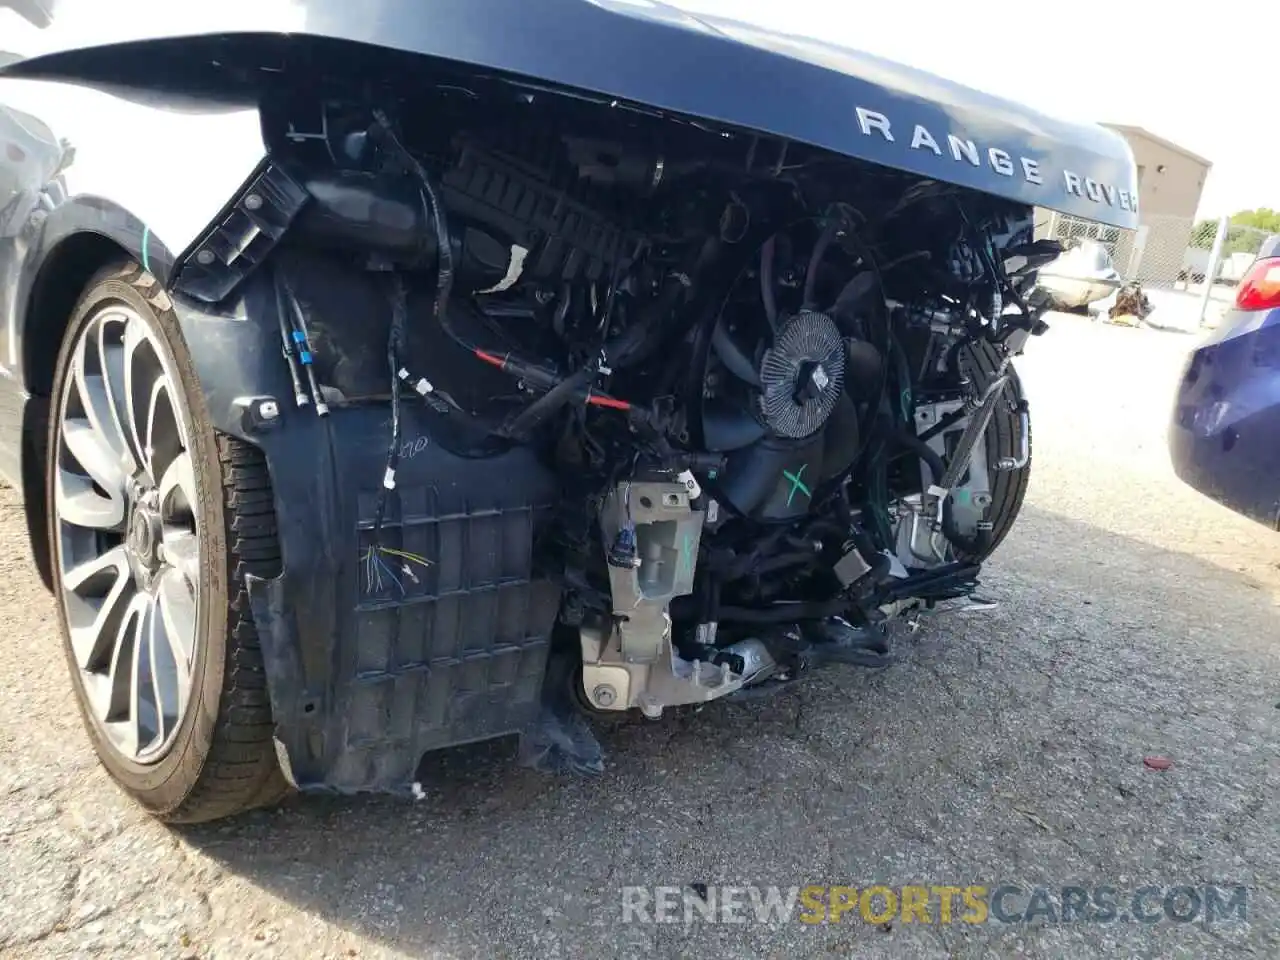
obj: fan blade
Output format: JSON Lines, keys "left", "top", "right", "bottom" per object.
{"left": 702, "top": 400, "right": 767, "bottom": 452}
{"left": 711, "top": 319, "right": 762, "bottom": 387}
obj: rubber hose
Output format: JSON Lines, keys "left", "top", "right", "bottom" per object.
{"left": 497, "top": 365, "right": 597, "bottom": 439}
{"left": 886, "top": 426, "right": 944, "bottom": 484}
{"left": 760, "top": 234, "right": 779, "bottom": 333}
{"left": 803, "top": 215, "right": 841, "bottom": 310}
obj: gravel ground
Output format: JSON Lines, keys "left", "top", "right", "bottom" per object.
{"left": 1, "top": 315, "right": 1277, "bottom": 959}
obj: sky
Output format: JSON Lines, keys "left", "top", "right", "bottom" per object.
{"left": 675, "top": 0, "right": 1278, "bottom": 218}
{"left": 3, "top": 0, "right": 1276, "bottom": 218}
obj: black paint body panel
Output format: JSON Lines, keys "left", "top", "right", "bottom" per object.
{"left": 3, "top": 0, "right": 1138, "bottom": 231}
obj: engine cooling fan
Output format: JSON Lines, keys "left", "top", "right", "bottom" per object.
{"left": 757, "top": 309, "right": 846, "bottom": 439}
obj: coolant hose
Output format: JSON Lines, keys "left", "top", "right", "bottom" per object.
{"left": 803, "top": 215, "right": 842, "bottom": 310}
{"left": 496, "top": 365, "right": 597, "bottom": 440}
{"left": 760, "top": 234, "right": 779, "bottom": 333}
{"left": 886, "top": 426, "right": 944, "bottom": 484}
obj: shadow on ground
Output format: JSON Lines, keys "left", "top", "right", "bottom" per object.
{"left": 179, "top": 505, "right": 1280, "bottom": 959}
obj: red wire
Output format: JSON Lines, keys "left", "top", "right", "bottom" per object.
{"left": 473, "top": 349, "right": 506, "bottom": 368}
{"left": 587, "top": 395, "right": 631, "bottom": 411}
{"left": 474, "top": 348, "right": 630, "bottom": 410}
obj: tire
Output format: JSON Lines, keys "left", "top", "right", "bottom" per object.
{"left": 46, "top": 261, "right": 288, "bottom": 823}
{"left": 959, "top": 340, "right": 1031, "bottom": 560}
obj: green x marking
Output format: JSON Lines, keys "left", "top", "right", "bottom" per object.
{"left": 679, "top": 532, "right": 695, "bottom": 580}
{"left": 783, "top": 463, "right": 812, "bottom": 507}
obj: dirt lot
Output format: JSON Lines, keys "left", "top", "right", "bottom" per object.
{"left": 1, "top": 315, "right": 1277, "bottom": 959}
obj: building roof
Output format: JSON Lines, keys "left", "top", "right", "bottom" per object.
{"left": 1100, "top": 123, "right": 1213, "bottom": 169}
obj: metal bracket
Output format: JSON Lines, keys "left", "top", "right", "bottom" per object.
{"left": 579, "top": 623, "right": 748, "bottom": 719}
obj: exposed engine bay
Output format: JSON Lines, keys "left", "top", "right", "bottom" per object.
{"left": 204, "top": 77, "right": 1057, "bottom": 732}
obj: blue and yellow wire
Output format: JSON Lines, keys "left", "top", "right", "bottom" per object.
{"left": 362, "top": 545, "right": 433, "bottom": 596}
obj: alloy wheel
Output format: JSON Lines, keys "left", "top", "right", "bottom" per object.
{"left": 54, "top": 304, "right": 201, "bottom": 764}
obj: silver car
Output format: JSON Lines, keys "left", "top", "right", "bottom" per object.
{"left": 1037, "top": 240, "right": 1123, "bottom": 310}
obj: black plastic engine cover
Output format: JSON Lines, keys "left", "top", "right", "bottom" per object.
{"left": 441, "top": 139, "right": 638, "bottom": 284}
{"left": 719, "top": 434, "right": 826, "bottom": 520}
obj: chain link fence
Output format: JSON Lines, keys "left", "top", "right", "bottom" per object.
{"left": 1038, "top": 210, "right": 1274, "bottom": 327}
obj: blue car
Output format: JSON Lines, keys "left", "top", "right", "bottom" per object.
{"left": 1170, "top": 235, "right": 1280, "bottom": 529}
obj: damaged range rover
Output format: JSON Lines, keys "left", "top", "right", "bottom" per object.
{"left": 0, "top": 2, "right": 1137, "bottom": 821}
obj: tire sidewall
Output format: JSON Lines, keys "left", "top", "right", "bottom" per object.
{"left": 46, "top": 263, "right": 230, "bottom": 814}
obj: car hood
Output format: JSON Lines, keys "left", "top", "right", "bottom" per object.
{"left": 1, "top": 0, "right": 1137, "bottom": 228}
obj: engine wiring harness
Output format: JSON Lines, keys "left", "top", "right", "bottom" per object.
{"left": 261, "top": 98, "right": 1047, "bottom": 681}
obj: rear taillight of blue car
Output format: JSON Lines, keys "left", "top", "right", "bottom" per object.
{"left": 1235, "top": 257, "right": 1280, "bottom": 311}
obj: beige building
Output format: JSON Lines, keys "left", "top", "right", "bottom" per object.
{"left": 1103, "top": 124, "right": 1212, "bottom": 219}
{"left": 1100, "top": 124, "right": 1213, "bottom": 284}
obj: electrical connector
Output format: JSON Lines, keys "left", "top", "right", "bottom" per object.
{"left": 397, "top": 367, "right": 434, "bottom": 394}
{"left": 291, "top": 329, "right": 313, "bottom": 365}
{"left": 607, "top": 525, "right": 641, "bottom": 569}
{"left": 677, "top": 469, "right": 703, "bottom": 503}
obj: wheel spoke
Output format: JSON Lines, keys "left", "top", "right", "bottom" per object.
{"left": 82, "top": 599, "right": 135, "bottom": 725}
{"left": 147, "top": 376, "right": 190, "bottom": 481}
{"left": 63, "top": 545, "right": 132, "bottom": 669}
{"left": 115, "top": 602, "right": 145, "bottom": 757}
{"left": 96, "top": 312, "right": 142, "bottom": 477}
{"left": 156, "top": 566, "right": 197, "bottom": 668}
{"left": 60, "top": 418, "right": 126, "bottom": 498}
{"left": 147, "top": 590, "right": 185, "bottom": 744}
{"left": 158, "top": 451, "right": 197, "bottom": 519}
{"left": 122, "top": 319, "right": 159, "bottom": 480}
{"left": 109, "top": 594, "right": 164, "bottom": 759}
{"left": 96, "top": 593, "right": 148, "bottom": 753}
{"left": 70, "top": 336, "right": 131, "bottom": 476}
{"left": 144, "top": 378, "right": 166, "bottom": 477}
{"left": 161, "top": 528, "right": 199, "bottom": 588}
{"left": 55, "top": 469, "right": 125, "bottom": 531}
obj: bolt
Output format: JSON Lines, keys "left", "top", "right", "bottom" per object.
{"left": 592, "top": 684, "right": 617, "bottom": 708}
{"left": 195, "top": 249, "right": 216, "bottom": 266}
{"left": 243, "top": 193, "right": 264, "bottom": 211}
{"left": 257, "top": 399, "right": 280, "bottom": 421}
